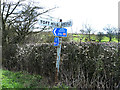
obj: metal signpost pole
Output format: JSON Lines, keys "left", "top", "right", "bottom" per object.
{"left": 39, "top": 17, "right": 72, "bottom": 84}
{"left": 55, "top": 19, "right": 62, "bottom": 84}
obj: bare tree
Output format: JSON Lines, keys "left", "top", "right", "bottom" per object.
{"left": 81, "top": 24, "right": 93, "bottom": 41}
{"left": 79, "top": 29, "right": 85, "bottom": 43}
{"left": 119, "top": 28, "right": 120, "bottom": 42}
{"left": 0, "top": 0, "right": 2, "bottom": 44}
{"left": 0, "top": 0, "right": 2, "bottom": 70}
{"left": 1, "top": 0, "right": 56, "bottom": 69}
{"left": 1, "top": 0, "right": 56, "bottom": 44}
{"left": 97, "top": 32, "right": 104, "bottom": 42}
{"left": 103, "top": 25, "right": 117, "bottom": 42}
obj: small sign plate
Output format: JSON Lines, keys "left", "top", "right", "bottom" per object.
{"left": 54, "top": 37, "right": 59, "bottom": 46}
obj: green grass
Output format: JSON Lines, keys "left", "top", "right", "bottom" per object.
{"left": 0, "top": 69, "right": 69, "bottom": 89}
{"left": 0, "top": 69, "right": 2, "bottom": 89}
{"left": 1, "top": 69, "right": 43, "bottom": 88}
{"left": 112, "top": 37, "right": 118, "bottom": 42}
{"left": 100, "top": 36, "right": 109, "bottom": 42}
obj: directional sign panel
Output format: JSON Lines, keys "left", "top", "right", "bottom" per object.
{"left": 39, "top": 18, "right": 73, "bottom": 27}
{"left": 54, "top": 37, "right": 59, "bottom": 46}
{"left": 61, "top": 20, "right": 73, "bottom": 27}
{"left": 39, "top": 19, "right": 59, "bottom": 27}
{"left": 52, "top": 28, "right": 67, "bottom": 37}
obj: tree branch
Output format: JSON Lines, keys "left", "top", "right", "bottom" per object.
{"left": 2, "top": 2, "right": 5, "bottom": 22}
{"left": 39, "top": 7, "right": 56, "bottom": 15}
{"left": 5, "top": 4, "right": 11, "bottom": 21}
{"left": 7, "top": 1, "right": 21, "bottom": 17}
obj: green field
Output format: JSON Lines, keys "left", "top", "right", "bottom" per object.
{"left": 72, "top": 34, "right": 118, "bottom": 42}
{"left": 26, "top": 32, "right": 118, "bottom": 43}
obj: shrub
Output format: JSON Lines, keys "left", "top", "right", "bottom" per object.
{"left": 2, "top": 42, "right": 119, "bottom": 88}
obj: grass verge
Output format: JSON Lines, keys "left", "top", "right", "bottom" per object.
{"left": 1, "top": 69, "right": 43, "bottom": 88}
{"left": 1, "top": 69, "right": 69, "bottom": 89}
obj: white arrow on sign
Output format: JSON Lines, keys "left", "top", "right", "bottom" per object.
{"left": 54, "top": 28, "right": 57, "bottom": 36}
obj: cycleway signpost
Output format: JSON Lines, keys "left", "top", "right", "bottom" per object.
{"left": 39, "top": 18, "right": 72, "bottom": 83}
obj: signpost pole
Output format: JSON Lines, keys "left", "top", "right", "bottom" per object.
{"left": 39, "top": 18, "right": 72, "bottom": 84}
{"left": 55, "top": 19, "right": 62, "bottom": 84}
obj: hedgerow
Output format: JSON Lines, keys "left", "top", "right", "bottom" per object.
{"left": 2, "top": 42, "right": 120, "bottom": 88}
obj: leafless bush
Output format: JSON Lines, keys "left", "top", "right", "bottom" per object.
{"left": 2, "top": 42, "right": 119, "bottom": 88}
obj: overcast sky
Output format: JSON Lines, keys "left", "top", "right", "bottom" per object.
{"left": 3, "top": 0, "right": 120, "bottom": 33}
{"left": 38, "top": 0, "right": 119, "bottom": 33}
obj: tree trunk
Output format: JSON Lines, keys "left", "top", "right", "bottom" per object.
{"left": 89, "top": 33, "right": 90, "bottom": 41}
{"left": 0, "top": 0, "right": 2, "bottom": 69}
{"left": 109, "top": 36, "right": 112, "bottom": 42}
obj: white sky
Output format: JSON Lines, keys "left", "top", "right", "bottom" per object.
{"left": 3, "top": 0, "right": 120, "bottom": 33}
{"left": 38, "top": 0, "right": 119, "bottom": 34}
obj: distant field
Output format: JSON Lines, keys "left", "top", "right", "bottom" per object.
{"left": 26, "top": 32, "right": 118, "bottom": 43}
{"left": 38, "top": 32, "right": 118, "bottom": 42}
{"left": 72, "top": 34, "right": 118, "bottom": 42}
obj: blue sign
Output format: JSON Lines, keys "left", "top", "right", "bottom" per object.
{"left": 52, "top": 28, "right": 67, "bottom": 37}
{"left": 54, "top": 37, "right": 59, "bottom": 46}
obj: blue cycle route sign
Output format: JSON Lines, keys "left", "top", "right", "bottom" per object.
{"left": 54, "top": 37, "right": 59, "bottom": 46}
{"left": 52, "top": 28, "right": 67, "bottom": 37}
